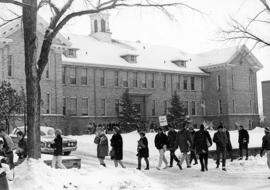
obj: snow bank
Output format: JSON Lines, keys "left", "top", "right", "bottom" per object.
{"left": 10, "top": 159, "right": 164, "bottom": 190}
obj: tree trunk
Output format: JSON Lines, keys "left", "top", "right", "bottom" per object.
{"left": 22, "top": 0, "right": 41, "bottom": 159}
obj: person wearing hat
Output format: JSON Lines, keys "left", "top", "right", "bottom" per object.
{"left": 136, "top": 131, "right": 149, "bottom": 170}
{"left": 154, "top": 127, "right": 169, "bottom": 170}
{"left": 0, "top": 128, "right": 15, "bottom": 170}
{"left": 94, "top": 127, "right": 109, "bottom": 167}
{"left": 238, "top": 125, "right": 249, "bottom": 160}
{"left": 213, "top": 124, "right": 228, "bottom": 171}
{"left": 110, "top": 127, "right": 125, "bottom": 168}
{"left": 51, "top": 129, "right": 65, "bottom": 169}
{"left": 260, "top": 127, "right": 270, "bottom": 179}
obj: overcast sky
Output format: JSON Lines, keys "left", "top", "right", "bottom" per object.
{"left": 1, "top": 0, "right": 269, "bottom": 114}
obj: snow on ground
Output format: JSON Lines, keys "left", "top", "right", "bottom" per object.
{"left": 9, "top": 127, "right": 270, "bottom": 190}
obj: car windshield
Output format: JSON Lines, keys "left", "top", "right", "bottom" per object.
{"left": 16, "top": 127, "right": 55, "bottom": 136}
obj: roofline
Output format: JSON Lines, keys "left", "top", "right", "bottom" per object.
{"left": 62, "top": 61, "right": 209, "bottom": 76}
{"left": 262, "top": 80, "right": 270, "bottom": 83}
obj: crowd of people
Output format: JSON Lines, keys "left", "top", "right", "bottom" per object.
{"left": 93, "top": 123, "right": 270, "bottom": 178}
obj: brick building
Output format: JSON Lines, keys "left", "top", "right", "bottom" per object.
{"left": 0, "top": 14, "right": 263, "bottom": 133}
{"left": 262, "top": 81, "right": 270, "bottom": 124}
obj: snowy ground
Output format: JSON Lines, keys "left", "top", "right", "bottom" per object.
{"left": 9, "top": 127, "right": 270, "bottom": 190}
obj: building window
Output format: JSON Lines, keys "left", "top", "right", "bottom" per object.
{"left": 183, "top": 76, "right": 188, "bottom": 90}
{"left": 114, "top": 71, "right": 119, "bottom": 87}
{"left": 177, "top": 75, "right": 181, "bottom": 90}
{"left": 232, "top": 99, "right": 236, "bottom": 113}
{"left": 249, "top": 70, "right": 253, "bottom": 91}
{"left": 250, "top": 100, "right": 253, "bottom": 113}
{"left": 70, "top": 68, "right": 76, "bottom": 84}
{"left": 232, "top": 74, "right": 234, "bottom": 90}
{"left": 115, "top": 99, "right": 120, "bottom": 115}
{"left": 101, "top": 99, "right": 106, "bottom": 116}
{"left": 7, "top": 55, "right": 13, "bottom": 77}
{"left": 63, "top": 97, "right": 66, "bottom": 115}
{"left": 217, "top": 75, "right": 221, "bottom": 90}
{"left": 100, "top": 70, "right": 105, "bottom": 86}
{"left": 66, "top": 49, "right": 77, "bottom": 58}
{"left": 101, "top": 19, "right": 106, "bottom": 32}
{"left": 151, "top": 73, "right": 155, "bottom": 88}
{"left": 123, "top": 72, "right": 128, "bottom": 87}
{"left": 81, "top": 98, "right": 89, "bottom": 115}
{"left": 191, "top": 77, "right": 195, "bottom": 90}
{"left": 191, "top": 101, "right": 196, "bottom": 115}
{"left": 46, "top": 93, "right": 50, "bottom": 114}
{"left": 133, "top": 72, "right": 138, "bottom": 88}
{"left": 70, "top": 98, "right": 77, "bottom": 115}
{"left": 45, "top": 59, "right": 50, "bottom": 79}
{"left": 201, "top": 101, "right": 206, "bottom": 116}
{"left": 218, "top": 99, "right": 222, "bottom": 114}
{"left": 62, "top": 67, "right": 66, "bottom": 84}
{"left": 164, "top": 100, "right": 167, "bottom": 114}
{"left": 94, "top": 20, "right": 98, "bottom": 33}
{"left": 183, "top": 101, "right": 189, "bottom": 115}
{"left": 142, "top": 73, "right": 147, "bottom": 88}
{"left": 163, "top": 74, "right": 167, "bottom": 89}
{"left": 81, "top": 68, "right": 87, "bottom": 85}
{"left": 152, "top": 100, "right": 156, "bottom": 116}
{"left": 201, "top": 77, "right": 204, "bottom": 91}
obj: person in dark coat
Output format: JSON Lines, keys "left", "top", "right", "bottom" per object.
{"left": 260, "top": 127, "right": 270, "bottom": 179}
{"left": 0, "top": 140, "right": 9, "bottom": 190}
{"left": 176, "top": 124, "right": 192, "bottom": 168}
{"left": 194, "top": 124, "right": 212, "bottom": 172}
{"left": 110, "top": 127, "right": 125, "bottom": 168}
{"left": 0, "top": 128, "right": 14, "bottom": 169}
{"left": 238, "top": 125, "right": 249, "bottom": 160}
{"left": 51, "top": 129, "right": 65, "bottom": 169}
{"left": 15, "top": 131, "right": 27, "bottom": 166}
{"left": 213, "top": 125, "right": 228, "bottom": 171}
{"left": 189, "top": 127, "right": 198, "bottom": 165}
{"left": 154, "top": 127, "right": 169, "bottom": 170}
{"left": 224, "top": 128, "right": 234, "bottom": 162}
{"left": 94, "top": 127, "right": 109, "bottom": 167}
{"left": 136, "top": 131, "right": 149, "bottom": 170}
{"left": 167, "top": 125, "right": 180, "bottom": 168}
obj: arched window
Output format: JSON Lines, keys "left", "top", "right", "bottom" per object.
{"left": 94, "top": 20, "right": 98, "bottom": 33}
{"left": 101, "top": 19, "right": 106, "bottom": 32}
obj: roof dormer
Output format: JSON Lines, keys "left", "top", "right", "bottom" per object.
{"left": 64, "top": 48, "right": 78, "bottom": 58}
{"left": 171, "top": 59, "right": 187, "bottom": 67}
{"left": 121, "top": 54, "right": 138, "bottom": 64}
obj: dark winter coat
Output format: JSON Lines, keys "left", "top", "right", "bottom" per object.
{"left": 213, "top": 131, "right": 228, "bottom": 151}
{"left": 225, "top": 130, "right": 233, "bottom": 151}
{"left": 176, "top": 128, "right": 192, "bottom": 153}
{"left": 51, "top": 135, "right": 63, "bottom": 156}
{"left": 167, "top": 130, "right": 177, "bottom": 150}
{"left": 94, "top": 134, "right": 109, "bottom": 158}
{"left": 137, "top": 136, "right": 149, "bottom": 158}
{"left": 189, "top": 130, "right": 196, "bottom": 151}
{"left": 194, "top": 129, "right": 212, "bottom": 154}
{"left": 238, "top": 129, "right": 249, "bottom": 145}
{"left": 110, "top": 133, "right": 123, "bottom": 160}
{"left": 262, "top": 133, "right": 270, "bottom": 151}
{"left": 154, "top": 133, "right": 168, "bottom": 150}
{"left": 17, "top": 138, "right": 27, "bottom": 159}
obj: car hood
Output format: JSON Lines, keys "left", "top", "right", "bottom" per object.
{"left": 41, "top": 136, "right": 77, "bottom": 143}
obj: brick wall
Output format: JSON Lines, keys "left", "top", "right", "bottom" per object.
{"left": 262, "top": 81, "right": 270, "bottom": 124}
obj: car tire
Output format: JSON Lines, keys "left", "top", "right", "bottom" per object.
{"left": 63, "top": 151, "right": 71, "bottom": 156}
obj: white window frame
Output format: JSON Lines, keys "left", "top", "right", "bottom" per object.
{"left": 81, "top": 97, "right": 89, "bottom": 115}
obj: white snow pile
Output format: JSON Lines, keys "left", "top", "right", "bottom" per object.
{"left": 10, "top": 159, "right": 164, "bottom": 190}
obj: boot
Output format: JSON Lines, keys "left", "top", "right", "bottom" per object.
{"left": 177, "top": 162, "right": 183, "bottom": 170}
{"left": 222, "top": 167, "right": 226, "bottom": 171}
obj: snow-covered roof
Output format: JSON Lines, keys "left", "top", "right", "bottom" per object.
{"left": 62, "top": 34, "right": 206, "bottom": 75}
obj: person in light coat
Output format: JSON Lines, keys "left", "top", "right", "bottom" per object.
{"left": 94, "top": 127, "right": 109, "bottom": 167}
{"left": 260, "top": 127, "right": 270, "bottom": 179}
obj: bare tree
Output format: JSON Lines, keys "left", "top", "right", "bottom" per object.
{"left": 0, "top": 0, "right": 199, "bottom": 159}
{"left": 222, "top": 0, "right": 270, "bottom": 49}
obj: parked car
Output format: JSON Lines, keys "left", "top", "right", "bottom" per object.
{"left": 10, "top": 126, "right": 77, "bottom": 155}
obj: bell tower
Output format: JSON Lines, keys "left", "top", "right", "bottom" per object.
{"left": 89, "top": 13, "right": 111, "bottom": 42}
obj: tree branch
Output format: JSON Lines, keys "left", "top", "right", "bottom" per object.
{"left": 0, "top": 0, "right": 32, "bottom": 7}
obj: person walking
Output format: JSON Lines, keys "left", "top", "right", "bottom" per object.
{"left": 260, "top": 127, "right": 270, "bottom": 179}
{"left": 167, "top": 125, "right": 181, "bottom": 168}
{"left": 176, "top": 123, "right": 192, "bottom": 169}
{"left": 94, "top": 127, "right": 109, "bottom": 167}
{"left": 110, "top": 127, "right": 125, "bottom": 168}
{"left": 189, "top": 127, "right": 198, "bottom": 165}
{"left": 51, "top": 129, "right": 65, "bottom": 169}
{"left": 213, "top": 125, "right": 228, "bottom": 171}
{"left": 194, "top": 124, "right": 212, "bottom": 172}
{"left": 238, "top": 125, "right": 249, "bottom": 160}
{"left": 224, "top": 128, "right": 234, "bottom": 162}
{"left": 0, "top": 128, "right": 15, "bottom": 170}
{"left": 15, "top": 131, "right": 27, "bottom": 166}
{"left": 136, "top": 131, "right": 149, "bottom": 170}
{"left": 154, "top": 127, "right": 169, "bottom": 170}
{"left": 0, "top": 140, "right": 9, "bottom": 190}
